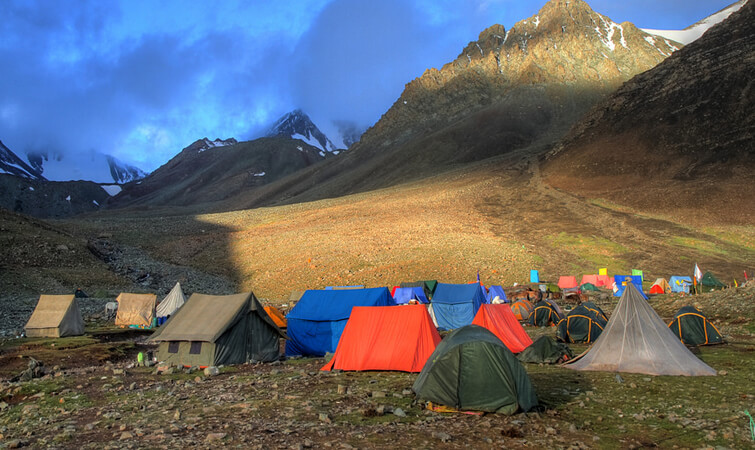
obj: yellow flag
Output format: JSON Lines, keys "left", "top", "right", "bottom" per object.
{"left": 599, "top": 268, "right": 607, "bottom": 276}
{"left": 734, "top": 279, "right": 738, "bottom": 287}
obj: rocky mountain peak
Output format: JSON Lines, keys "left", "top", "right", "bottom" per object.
{"left": 266, "top": 109, "right": 339, "bottom": 154}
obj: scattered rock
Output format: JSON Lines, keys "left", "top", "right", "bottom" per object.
{"left": 119, "top": 431, "right": 133, "bottom": 441}
{"left": 393, "top": 408, "right": 406, "bottom": 418}
{"left": 337, "top": 384, "right": 348, "bottom": 394}
{"left": 204, "top": 366, "right": 220, "bottom": 377}
{"left": 206, "top": 432, "right": 227, "bottom": 442}
{"left": 319, "top": 413, "right": 332, "bottom": 424}
{"left": 372, "top": 391, "right": 386, "bottom": 398}
{"left": 432, "top": 432, "right": 452, "bottom": 442}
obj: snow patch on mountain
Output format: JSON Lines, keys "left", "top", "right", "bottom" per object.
{"left": 642, "top": 0, "right": 746, "bottom": 45}
{"left": 101, "top": 185, "right": 122, "bottom": 196}
{"left": 0, "top": 140, "right": 45, "bottom": 180}
{"left": 267, "top": 109, "right": 343, "bottom": 153}
{"left": 25, "top": 150, "right": 147, "bottom": 184}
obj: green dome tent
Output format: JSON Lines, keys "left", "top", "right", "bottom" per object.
{"left": 528, "top": 300, "right": 564, "bottom": 327}
{"left": 700, "top": 272, "right": 726, "bottom": 293}
{"left": 556, "top": 304, "right": 608, "bottom": 344}
{"left": 517, "top": 336, "right": 574, "bottom": 364}
{"left": 668, "top": 306, "right": 723, "bottom": 346}
{"left": 412, "top": 325, "right": 538, "bottom": 414}
{"left": 579, "top": 283, "right": 599, "bottom": 292}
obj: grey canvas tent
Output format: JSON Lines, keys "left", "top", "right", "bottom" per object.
{"left": 25, "top": 294, "right": 85, "bottom": 338}
{"left": 566, "top": 283, "right": 716, "bottom": 376}
{"left": 150, "top": 292, "right": 285, "bottom": 367}
{"left": 156, "top": 282, "right": 186, "bottom": 319}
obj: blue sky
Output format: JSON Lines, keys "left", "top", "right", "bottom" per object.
{"left": 0, "top": 0, "right": 737, "bottom": 171}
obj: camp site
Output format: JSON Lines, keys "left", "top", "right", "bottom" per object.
{"left": 1, "top": 265, "right": 754, "bottom": 449}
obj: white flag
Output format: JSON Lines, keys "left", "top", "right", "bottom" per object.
{"left": 694, "top": 263, "right": 703, "bottom": 282}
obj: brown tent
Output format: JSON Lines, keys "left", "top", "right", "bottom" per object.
{"left": 115, "top": 293, "right": 157, "bottom": 328}
{"left": 566, "top": 283, "right": 716, "bottom": 376}
{"left": 150, "top": 292, "right": 285, "bottom": 367}
{"left": 25, "top": 295, "right": 84, "bottom": 338}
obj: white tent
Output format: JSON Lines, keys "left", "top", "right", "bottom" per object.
{"left": 566, "top": 283, "right": 716, "bottom": 376}
{"left": 157, "top": 282, "right": 186, "bottom": 319}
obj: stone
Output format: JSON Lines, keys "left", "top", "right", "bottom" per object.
{"left": 204, "top": 366, "right": 220, "bottom": 377}
{"left": 206, "top": 432, "right": 227, "bottom": 442}
{"left": 372, "top": 391, "right": 386, "bottom": 398}
{"left": 174, "top": 410, "right": 182, "bottom": 420}
{"left": 393, "top": 408, "right": 406, "bottom": 418}
{"left": 119, "top": 431, "right": 133, "bottom": 440}
{"left": 337, "top": 384, "right": 348, "bottom": 394}
{"left": 718, "top": 370, "right": 728, "bottom": 376}
{"left": 432, "top": 432, "right": 452, "bottom": 442}
{"left": 546, "top": 427, "right": 557, "bottom": 435}
{"left": 319, "top": 413, "right": 332, "bottom": 424}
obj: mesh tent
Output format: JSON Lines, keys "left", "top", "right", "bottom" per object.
{"left": 25, "top": 295, "right": 84, "bottom": 338}
{"left": 566, "top": 283, "right": 716, "bottom": 376}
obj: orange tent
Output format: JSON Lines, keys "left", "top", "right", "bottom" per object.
{"left": 510, "top": 299, "right": 534, "bottom": 321}
{"left": 558, "top": 276, "right": 578, "bottom": 289}
{"left": 581, "top": 274, "right": 599, "bottom": 286}
{"left": 263, "top": 306, "right": 287, "bottom": 328}
{"left": 472, "top": 304, "right": 533, "bottom": 353}
{"left": 321, "top": 305, "right": 441, "bottom": 372}
{"left": 596, "top": 275, "right": 612, "bottom": 287}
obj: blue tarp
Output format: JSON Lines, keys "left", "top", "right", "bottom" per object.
{"left": 286, "top": 287, "right": 392, "bottom": 356}
{"left": 613, "top": 275, "right": 646, "bottom": 299}
{"left": 486, "top": 285, "right": 508, "bottom": 303}
{"left": 429, "top": 283, "right": 487, "bottom": 330}
{"left": 392, "top": 287, "right": 429, "bottom": 305}
{"left": 669, "top": 276, "right": 692, "bottom": 294}
{"left": 530, "top": 270, "right": 539, "bottom": 283}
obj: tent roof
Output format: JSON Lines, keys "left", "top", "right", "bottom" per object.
{"left": 558, "top": 276, "right": 578, "bottom": 289}
{"left": 25, "top": 295, "right": 76, "bottom": 329}
{"left": 115, "top": 293, "right": 156, "bottom": 326}
{"left": 431, "top": 283, "right": 486, "bottom": 304}
{"left": 151, "top": 292, "right": 281, "bottom": 343}
{"left": 472, "top": 304, "right": 533, "bottom": 353}
{"left": 392, "top": 287, "right": 429, "bottom": 304}
{"left": 157, "top": 282, "right": 186, "bottom": 318}
{"left": 321, "top": 305, "right": 441, "bottom": 372}
{"left": 566, "top": 283, "right": 716, "bottom": 376}
{"left": 486, "top": 285, "right": 507, "bottom": 302}
{"left": 286, "top": 287, "right": 393, "bottom": 321}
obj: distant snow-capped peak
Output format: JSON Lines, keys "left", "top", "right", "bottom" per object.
{"left": 642, "top": 0, "right": 746, "bottom": 45}
{"left": 25, "top": 150, "right": 148, "bottom": 184}
{"left": 266, "top": 109, "right": 342, "bottom": 154}
{"left": 0, "top": 140, "right": 45, "bottom": 180}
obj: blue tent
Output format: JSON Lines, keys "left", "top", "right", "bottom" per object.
{"left": 392, "top": 287, "right": 429, "bottom": 305}
{"left": 285, "top": 287, "right": 392, "bottom": 356}
{"left": 530, "top": 270, "right": 539, "bottom": 283}
{"left": 669, "top": 276, "right": 693, "bottom": 294}
{"left": 428, "top": 283, "right": 487, "bottom": 331}
{"left": 613, "top": 275, "right": 646, "bottom": 299}
{"left": 486, "top": 285, "right": 508, "bottom": 303}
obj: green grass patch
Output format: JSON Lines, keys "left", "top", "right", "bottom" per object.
{"left": 669, "top": 236, "right": 729, "bottom": 257}
{"left": 546, "top": 232, "right": 630, "bottom": 273}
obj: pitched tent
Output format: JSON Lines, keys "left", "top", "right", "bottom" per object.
{"left": 566, "top": 283, "right": 716, "bottom": 376}
{"left": 579, "top": 283, "right": 599, "bottom": 292}
{"left": 528, "top": 300, "right": 564, "bottom": 327}
{"left": 580, "top": 274, "right": 599, "bottom": 286}
{"left": 700, "top": 272, "right": 726, "bottom": 292}
{"left": 518, "top": 336, "right": 574, "bottom": 364}
{"left": 596, "top": 275, "right": 612, "bottom": 287}
{"left": 264, "top": 306, "right": 287, "bottom": 328}
{"left": 392, "top": 287, "right": 429, "bottom": 305}
{"left": 486, "top": 285, "right": 508, "bottom": 304}
{"left": 631, "top": 269, "right": 644, "bottom": 281}
{"left": 412, "top": 325, "right": 538, "bottom": 414}
{"left": 472, "top": 304, "right": 533, "bottom": 353}
{"left": 285, "top": 287, "right": 393, "bottom": 357}
{"left": 613, "top": 275, "right": 646, "bottom": 298}
{"left": 427, "top": 283, "right": 487, "bottom": 331}
{"left": 510, "top": 299, "right": 534, "bottom": 321}
{"left": 650, "top": 278, "right": 671, "bottom": 294}
{"left": 321, "top": 305, "right": 441, "bottom": 372}
{"left": 668, "top": 306, "right": 723, "bottom": 346}
{"left": 156, "top": 282, "right": 186, "bottom": 319}
{"left": 150, "top": 292, "right": 284, "bottom": 367}
{"left": 669, "top": 276, "right": 692, "bottom": 294}
{"left": 529, "top": 270, "right": 539, "bottom": 283}
{"left": 558, "top": 276, "right": 578, "bottom": 289}
{"left": 424, "top": 280, "right": 438, "bottom": 296}
{"left": 115, "top": 293, "right": 157, "bottom": 328}
{"left": 556, "top": 304, "right": 607, "bottom": 344}
{"left": 25, "top": 295, "right": 84, "bottom": 338}
{"left": 400, "top": 281, "right": 432, "bottom": 299}
{"left": 580, "top": 301, "right": 607, "bottom": 321}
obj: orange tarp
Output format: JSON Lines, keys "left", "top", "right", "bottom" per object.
{"left": 510, "top": 299, "right": 534, "bottom": 321}
{"left": 472, "top": 304, "right": 533, "bottom": 353}
{"left": 321, "top": 305, "right": 441, "bottom": 372}
{"left": 264, "top": 306, "right": 287, "bottom": 328}
{"left": 558, "top": 276, "right": 578, "bottom": 289}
